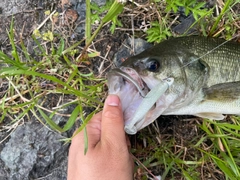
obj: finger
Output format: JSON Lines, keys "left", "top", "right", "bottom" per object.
{"left": 85, "top": 111, "right": 102, "bottom": 148}
{"left": 71, "top": 112, "right": 102, "bottom": 152}
{"left": 101, "top": 95, "right": 126, "bottom": 148}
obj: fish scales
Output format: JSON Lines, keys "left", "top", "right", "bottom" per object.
{"left": 176, "top": 37, "right": 240, "bottom": 86}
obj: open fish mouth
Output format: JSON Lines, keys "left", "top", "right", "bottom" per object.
{"left": 107, "top": 67, "right": 173, "bottom": 134}
{"left": 107, "top": 67, "right": 149, "bottom": 97}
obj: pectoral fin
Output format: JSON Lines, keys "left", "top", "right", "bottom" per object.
{"left": 195, "top": 113, "right": 225, "bottom": 120}
{"left": 197, "top": 81, "right": 240, "bottom": 119}
{"left": 203, "top": 81, "right": 240, "bottom": 102}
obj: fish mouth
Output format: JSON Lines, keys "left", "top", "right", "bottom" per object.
{"left": 107, "top": 67, "right": 172, "bottom": 134}
{"left": 107, "top": 67, "right": 149, "bottom": 97}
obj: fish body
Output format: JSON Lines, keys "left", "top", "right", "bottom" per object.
{"left": 107, "top": 36, "right": 240, "bottom": 134}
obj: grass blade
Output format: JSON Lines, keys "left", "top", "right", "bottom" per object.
{"left": 63, "top": 105, "right": 80, "bottom": 131}
{"left": 84, "top": 127, "right": 88, "bottom": 155}
{"left": 38, "top": 108, "right": 64, "bottom": 132}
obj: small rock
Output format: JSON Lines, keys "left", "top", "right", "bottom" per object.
{"left": 113, "top": 37, "right": 152, "bottom": 67}
{"left": 0, "top": 0, "right": 26, "bottom": 16}
{"left": 172, "top": 14, "right": 197, "bottom": 35}
{"left": 92, "top": 0, "right": 107, "bottom": 7}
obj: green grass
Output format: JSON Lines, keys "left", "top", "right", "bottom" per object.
{"left": 132, "top": 117, "right": 240, "bottom": 179}
{"left": 0, "top": 18, "right": 105, "bottom": 135}
{"left": 0, "top": 0, "right": 124, "bottom": 139}
{"left": 1, "top": 0, "right": 240, "bottom": 179}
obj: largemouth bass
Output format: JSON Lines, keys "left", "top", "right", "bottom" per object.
{"left": 107, "top": 36, "right": 240, "bottom": 134}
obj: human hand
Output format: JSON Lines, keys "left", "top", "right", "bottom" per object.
{"left": 67, "top": 95, "right": 133, "bottom": 180}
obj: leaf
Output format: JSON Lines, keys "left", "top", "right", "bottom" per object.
{"left": 213, "top": 157, "right": 237, "bottom": 180}
{"left": 45, "top": 10, "right": 51, "bottom": 15}
{"left": 56, "top": 38, "right": 65, "bottom": 55}
{"left": 84, "top": 127, "right": 88, "bottom": 155}
{"left": 33, "top": 29, "right": 42, "bottom": 38}
{"left": 0, "top": 69, "right": 102, "bottom": 103}
{"left": 102, "top": 0, "right": 124, "bottom": 23}
{"left": 38, "top": 108, "right": 64, "bottom": 132}
{"left": 43, "top": 30, "right": 54, "bottom": 41}
{"left": 63, "top": 105, "right": 80, "bottom": 131}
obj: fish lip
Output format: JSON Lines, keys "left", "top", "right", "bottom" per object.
{"left": 107, "top": 67, "right": 149, "bottom": 97}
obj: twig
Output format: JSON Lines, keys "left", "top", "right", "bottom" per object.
{"left": 132, "top": 154, "right": 159, "bottom": 180}
{"left": 36, "top": 10, "right": 56, "bottom": 30}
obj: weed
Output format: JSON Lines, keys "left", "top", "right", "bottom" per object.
{"left": 0, "top": 0, "right": 126, "bottom": 153}
{"left": 199, "top": 118, "right": 240, "bottom": 179}
{"left": 82, "top": 0, "right": 125, "bottom": 57}
{"left": 146, "top": 20, "right": 172, "bottom": 43}
{"left": 146, "top": 0, "right": 212, "bottom": 42}
{"left": 165, "top": 0, "right": 209, "bottom": 20}
{"left": 0, "top": 19, "right": 104, "bottom": 136}
{"left": 90, "top": 0, "right": 123, "bottom": 34}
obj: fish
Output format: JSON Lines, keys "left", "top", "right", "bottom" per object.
{"left": 107, "top": 36, "right": 240, "bottom": 134}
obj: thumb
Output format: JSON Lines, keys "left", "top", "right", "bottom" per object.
{"left": 101, "top": 95, "right": 126, "bottom": 147}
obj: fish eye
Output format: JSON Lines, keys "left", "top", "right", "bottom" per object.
{"left": 147, "top": 59, "right": 159, "bottom": 72}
